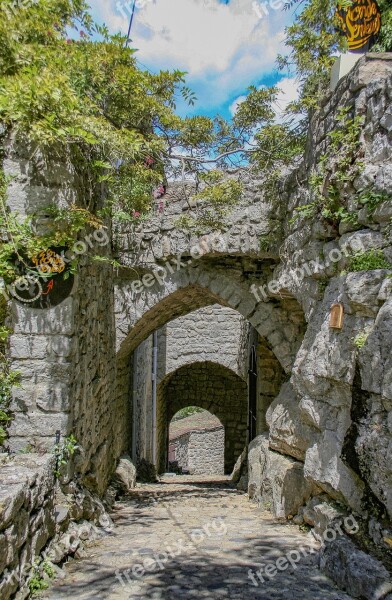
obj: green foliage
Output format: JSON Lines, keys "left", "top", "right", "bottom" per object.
{"left": 281, "top": 1, "right": 392, "bottom": 114}
{"left": 53, "top": 434, "right": 78, "bottom": 478}
{"left": 372, "top": 0, "right": 392, "bottom": 52}
{"left": 28, "top": 573, "right": 49, "bottom": 596}
{"left": 354, "top": 332, "right": 369, "bottom": 349}
{"left": 347, "top": 249, "right": 391, "bottom": 272}
{"left": 279, "top": 1, "right": 349, "bottom": 113}
{"left": 293, "top": 106, "right": 363, "bottom": 224}
{"left": 0, "top": 171, "right": 105, "bottom": 282}
{"left": 0, "top": 1, "right": 296, "bottom": 252}
{"left": 175, "top": 175, "right": 243, "bottom": 233}
{"left": 357, "top": 188, "right": 391, "bottom": 216}
{"left": 172, "top": 406, "right": 204, "bottom": 422}
{"left": 28, "top": 560, "right": 55, "bottom": 596}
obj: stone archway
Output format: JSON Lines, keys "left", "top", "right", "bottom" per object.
{"left": 156, "top": 361, "right": 248, "bottom": 474}
{"left": 115, "top": 263, "right": 306, "bottom": 373}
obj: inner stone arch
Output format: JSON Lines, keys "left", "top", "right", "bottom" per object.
{"left": 157, "top": 361, "right": 248, "bottom": 474}
{"left": 123, "top": 297, "right": 305, "bottom": 477}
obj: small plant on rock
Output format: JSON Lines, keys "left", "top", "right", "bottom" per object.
{"left": 354, "top": 332, "right": 369, "bottom": 350}
{"left": 53, "top": 434, "right": 78, "bottom": 478}
{"left": 347, "top": 249, "right": 391, "bottom": 273}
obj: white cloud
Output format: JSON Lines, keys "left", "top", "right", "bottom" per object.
{"left": 274, "top": 77, "right": 299, "bottom": 113}
{"left": 95, "top": 0, "right": 293, "bottom": 113}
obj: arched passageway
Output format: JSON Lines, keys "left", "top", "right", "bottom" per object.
{"left": 157, "top": 362, "right": 248, "bottom": 474}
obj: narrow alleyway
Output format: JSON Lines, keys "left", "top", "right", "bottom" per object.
{"left": 44, "top": 477, "right": 353, "bottom": 600}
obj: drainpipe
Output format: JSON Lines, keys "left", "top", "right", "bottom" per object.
{"left": 152, "top": 331, "right": 158, "bottom": 467}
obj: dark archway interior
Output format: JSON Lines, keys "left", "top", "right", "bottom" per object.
{"left": 157, "top": 362, "right": 248, "bottom": 474}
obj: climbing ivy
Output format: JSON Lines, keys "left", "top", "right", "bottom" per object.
{"left": 292, "top": 106, "right": 364, "bottom": 225}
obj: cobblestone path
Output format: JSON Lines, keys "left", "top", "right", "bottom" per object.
{"left": 44, "top": 476, "right": 353, "bottom": 600}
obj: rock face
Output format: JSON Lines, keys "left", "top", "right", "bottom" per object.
{"left": 0, "top": 454, "right": 114, "bottom": 600}
{"left": 266, "top": 382, "right": 317, "bottom": 461}
{"left": 248, "top": 435, "right": 315, "bottom": 518}
{"left": 320, "top": 536, "right": 392, "bottom": 600}
{"left": 110, "top": 456, "right": 136, "bottom": 495}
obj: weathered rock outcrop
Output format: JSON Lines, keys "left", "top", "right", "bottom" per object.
{"left": 248, "top": 434, "right": 315, "bottom": 518}
{"left": 320, "top": 536, "right": 392, "bottom": 600}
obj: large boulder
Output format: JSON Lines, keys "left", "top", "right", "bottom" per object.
{"left": 320, "top": 535, "right": 392, "bottom": 600}
{"left": 304, "top": 433, "right": 365, "bottom": 513}
{"left": 303, "top": 494, "right": 348, "bottom": 537}
{"left": 110, "top": 456, "right": 136, "bottom": 494}
{"left": 248, "top": 434, "right": 315, "bottom": 518}
{"left": 266, "top": 381, "right": 318, "bottom": 461}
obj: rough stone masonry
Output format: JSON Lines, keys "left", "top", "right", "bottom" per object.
{"left": 1, "top": 54, "right": 392, "bottom": 598}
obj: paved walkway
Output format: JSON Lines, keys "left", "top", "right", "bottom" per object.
{"left": 44, "top": 476, "right": 353, "bottom": 600}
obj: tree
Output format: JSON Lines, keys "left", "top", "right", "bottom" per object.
{"left": 280, "top": 0, "right": 392, "bottom": 114}
{"left": 0, "top": 0, "right": 302, "bottom": 265}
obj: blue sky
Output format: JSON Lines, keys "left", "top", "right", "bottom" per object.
{"left": 91, "top": 0, "right": 298, "bottom": 120}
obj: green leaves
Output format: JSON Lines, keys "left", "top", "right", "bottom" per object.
{"left": 282, "top": 1, "right": 392, "bottom": 114}
{"left": 347, "top": 249, "right": 391, "bottom": 272}
{"left": 233, "top": 86, "right": 277, "bottom": 133}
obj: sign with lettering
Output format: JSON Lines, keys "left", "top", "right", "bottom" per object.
{"left": 9, "top": 247, "right": 74, "bottom": 309}
{"left": 336, "top": 0, "right": 381, "bottom": 52}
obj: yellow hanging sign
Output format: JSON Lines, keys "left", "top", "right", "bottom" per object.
{"left": 336, "top": 0, "right": 381, "bottom": 51}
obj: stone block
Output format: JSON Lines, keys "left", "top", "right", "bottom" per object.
{"left": 320, "top": 536, "right": 392, "bottom": 600}
{"left": 110, "top": 456, "right": 137, "bottom": 494}
{"left": 248, "top": 434, "right": 315, "bottom": 518}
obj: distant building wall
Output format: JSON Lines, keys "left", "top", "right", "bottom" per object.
{"left": 171, "top": 426, "right": 225, "bottom": 475}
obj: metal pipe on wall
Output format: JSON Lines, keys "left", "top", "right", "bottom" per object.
{"left": 152, "top": 331, "right": 158, "bottom": 467}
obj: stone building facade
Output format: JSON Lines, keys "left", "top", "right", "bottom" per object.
{"left": 168, "top": 411, "right": 225, "bottom": 475}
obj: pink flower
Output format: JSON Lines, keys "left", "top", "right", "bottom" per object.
{"left": 132, "top": 211, "right": 141, "bottom": 218}
{"left": 80, "top": 30, "right": 87, "bottom": 38}
{"left": 66, "top": 39, "right": 72, "bottom": 44}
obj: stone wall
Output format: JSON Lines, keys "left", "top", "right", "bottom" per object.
{"left": 0, "top": 453, "right": 114, "bottom": 600}
{"left": 2, "top": 138, "right": 124, "bottom": 496}
{"left": 117, "top": 56, "right": 392, "bottom": 536}
{"left": 171, "top": 427, "right": 225, "bottom": 475}
{"left": 130, "top": 304, "right": 250, "bottom": 469}
{"left": 187, "top": 428, "right": 225, "bottom": 475}
{"left": 0, "top": 455, "right": 56, "bottom": 599}
{"left": 158, "top": 305, "right": 249, "bottom": 380}
{"left": 2, "top": 56, "right": 392, "bottom": 580}
{"left": 131, "top": 337, "right": 153, "bottom": 465}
